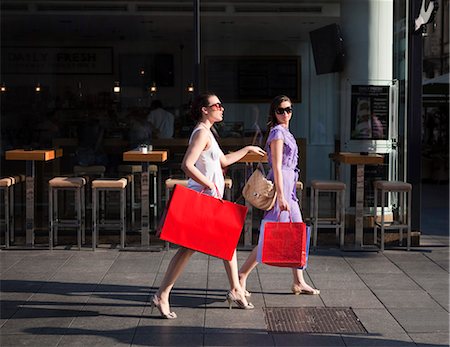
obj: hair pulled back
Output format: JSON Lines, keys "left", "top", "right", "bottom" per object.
{"left": 190, "top": 91, "right": 216, "bottom": 121}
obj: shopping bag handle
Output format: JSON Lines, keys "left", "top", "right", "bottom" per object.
{"left": 276, "top": 210, "right": 293, "bottom": 223}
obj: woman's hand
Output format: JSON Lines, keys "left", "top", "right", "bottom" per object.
{"left": 278, "top": 195, "right": 290, "bottom": 211}
{"left": 246, "top": 145, "right": 266, "bottom": 156}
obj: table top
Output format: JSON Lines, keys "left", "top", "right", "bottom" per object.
{"left": 237, "top": 153, "right": 268, "bottom": 163}
{"left": 123, "top": 150, "right": 168, "bottom": 163}
{"left": 330, "top": 152, "right": 384, "bottom": 165}
{"left": 5, "top": 148, "right": 63, "bottom": 161}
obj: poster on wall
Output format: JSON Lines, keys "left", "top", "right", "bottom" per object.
{"left": 2, "top": 47, "right": 113, "bottom": 74}
{"left": 350, "top": 85, "right": 389, "bottom": 140}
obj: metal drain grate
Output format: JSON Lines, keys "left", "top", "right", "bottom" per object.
{"left": 264, "top": 307, "right": 367, "bottom": 334}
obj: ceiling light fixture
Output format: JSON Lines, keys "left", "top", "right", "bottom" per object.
{"left": 113, "top": 81, "right": 120, "bottom": 93}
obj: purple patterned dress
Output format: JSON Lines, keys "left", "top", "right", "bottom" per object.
{"left": 263, "top": 124, "right": 302, "bottom": 223}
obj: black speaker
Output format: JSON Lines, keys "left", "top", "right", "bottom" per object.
{"left": 154, "top": 54, "right": 174, "bottom": 87}
{"left": 309, "top": 24, "right": 345, "bottom": 75}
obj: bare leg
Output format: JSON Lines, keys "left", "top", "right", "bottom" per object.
{"left": 291, "top": 268, "right": 320, "bottom": 295}
{"left": 155, "top": 247, "right": 196, "bottom": 315}
{"left": 238, "top": 246, "right": 259, "bottom": 294}
{"left": 223, "top": 250, "right": 250, "bottom": 306}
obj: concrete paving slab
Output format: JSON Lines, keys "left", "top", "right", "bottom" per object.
{"left": 341, "top": 334, "right": 415, "bottom": 346}
{"left": 344, "top": 255, "right": 403, "bottom": 274}
{"left": 132, "top": 332, "right": 204, "bottom": 346}
{"left": 320, "top": 288, "right": 385, "bottom": 308}
{"left": 426, "top": 289, "right": 449, "bottom": 310}
{"left": 204, "top": 332, "right": 274, "bottom": 346}
{"left": 409, "top": 332, "right": 450, "bottom": 346}
{"left": 204, "top": 307, "right": 266, "bottom": 333}
{"left": 309, "top": 272, "right": 369, "bottom": 289}
{"left": 58, "top": 333, "right": 134, "bottom": 346}
{"left": 371, "top": 289, "right": 444, "bottom": 309}
{"left": 406, "top": 273, "right": 450, "bottom": 291}
{"left": 388, "top": 308, "right": 449, "bottom": 333}
{"left": 139, "top": 306, "right": 205, "bottom": 329}
{"left": 0, "top": 333, "right": 62, "bottom": 347}
{"left": 272, "top": 333, "right": 345, "bottom": 346}
{"left": 358, "top": 273, "right": 421, "bottom": 290}
{"left": 69, "top": 314, "right": 141, "bottom": 331}
{"left": 352, "top": 308, "right": 412, "bottom": 337}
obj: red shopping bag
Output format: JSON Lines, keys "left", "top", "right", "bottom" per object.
{"left": 260, "top": 220, "right": 308, "bottom": 267}
{"left": 159, "top": 184, "right": 248, "bottom": 261}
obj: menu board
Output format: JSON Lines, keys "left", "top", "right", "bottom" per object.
{"left": 205, "top": 56, "right": 301, "bottom": 102}
{"left": 350, "top": 85, "right": 390, "bottom": 140}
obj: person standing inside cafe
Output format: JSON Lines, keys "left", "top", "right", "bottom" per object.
{"left": 152, "top": 91, "right": 265, "bottom": 319}
{"left": 238, "top": 95, "right": 320, "bottom": 297}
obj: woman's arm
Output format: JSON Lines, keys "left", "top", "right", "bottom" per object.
{"left": 271, "top": 139, "right": 289, "bottom": 211}
{"left": 219, "top": 145, "right": 265, "bottom": 168}
{"left": 181, "top": 129, "right": 216, "bottom": 191}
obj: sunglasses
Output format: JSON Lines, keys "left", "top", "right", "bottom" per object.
{"left": 275, "top": 107, "right": 293, "bottom": 115}
{"left": 207, "top": 103, "right": 224, "bottom": 110}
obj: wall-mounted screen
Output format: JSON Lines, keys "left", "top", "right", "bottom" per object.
{"left": 350, "top": 85, "right": 389, "bottom": 140}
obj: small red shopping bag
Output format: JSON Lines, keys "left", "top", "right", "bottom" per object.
{"left": 159, "top": 184, "right": 248, "bottom": 261}
{"left": 260, "top": 220, "right": 308, "bottom": 268}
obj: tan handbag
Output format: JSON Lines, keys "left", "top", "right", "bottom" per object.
{"left": 242, "top": 169, "right": 277, "bottom": 211}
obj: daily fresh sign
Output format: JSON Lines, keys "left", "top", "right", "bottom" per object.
{"left": 2, "top": 47, "right": 113, "bottom": 74}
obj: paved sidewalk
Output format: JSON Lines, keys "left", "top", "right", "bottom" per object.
{"left": 0, "top": 234, "right": 448, "bottom": 347}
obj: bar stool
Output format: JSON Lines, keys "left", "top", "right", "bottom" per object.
{"left": 1, "top": 177, "right": 16, "bottom": 248}
{"left": 48, "top": 177, "right": 87, "bottom": 250}
{"left": 310, "top": 180, "right": 346, "bottom": 249}
{"left": 92, "top": 178, "right": 127, "bottom": 250}
{"left": 163, "top": 177, "right": 233, "bottom": 250}
{"left": 118, "top": 165, "right": 141, "bottom": 225}
{"left": 373, "top": 180, "right": 412, "bottom": 251}
{"left": 73, "top": 165, "right": 106, "bottom": 220}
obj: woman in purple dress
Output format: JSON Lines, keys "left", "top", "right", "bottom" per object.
{"left": 239, "top": 95, "right": 320, "bottom": 296}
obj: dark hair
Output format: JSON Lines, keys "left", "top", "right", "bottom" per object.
{"left": 267, "top": 95, "right": 292, "bottom": 129}
{"left": 150, "top": 99, "right": 163, "bottom": 110}
{"left": 190, "top": 91, "right": 216, "bottom": 121}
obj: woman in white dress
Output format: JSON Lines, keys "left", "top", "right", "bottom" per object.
{"left": 152, "top": 91, "right": 265, "bottom": 319}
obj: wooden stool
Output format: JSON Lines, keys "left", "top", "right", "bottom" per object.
{"left": 1, "top": 177, "right": 16, "bottom": 248}
{"left": 118, "top": 164, "right": 158, "bottom": 228}
{"left": 73, "top": 165, "right": 106, "bottom": 222}
{"left": 92, "top": 178, "right": 127, "bottom": 250}
{"left": 310, "top": 180, "right": 346, "bottom": 249}
{"left": 49, "top": 177, "right": 87, "bottom": 250}
{"left": 373, "top": 180, "right": 412, "bottom": 251}
{"left": 163, "top": 178, "right": 233, "bottom": 250}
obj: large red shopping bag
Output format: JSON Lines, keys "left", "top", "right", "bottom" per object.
{"left": 257, "top": 220, "right": 309, "bottom": 268}
{"left": 159, "top": 184, "right": 248, "bottom": 261}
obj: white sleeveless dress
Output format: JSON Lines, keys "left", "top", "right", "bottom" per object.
{"left": 187, "top": 125, "right": 225, "bottom": 197}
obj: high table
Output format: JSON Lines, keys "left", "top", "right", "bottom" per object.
{"left": 329, "top": 152, "right": 384, "bottom": 249}
{"left": 5, "top": 149, "right": 63, "bottom": 246}
{"left": 237, "top": 153, "right": 268, "bottom": 247}
{"left": 123, "top": 150, "right": 168, "bottom": 247}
